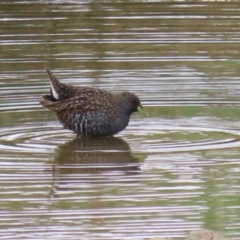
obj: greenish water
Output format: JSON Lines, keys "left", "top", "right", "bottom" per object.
{"left": 0, "top": 1, "right": 240, "bottom": 239}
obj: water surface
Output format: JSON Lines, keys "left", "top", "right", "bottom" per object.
{"left": 1, "top": 1, "right": 240, "bottom": 239}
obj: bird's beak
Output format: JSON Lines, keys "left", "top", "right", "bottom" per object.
{"left": 137, "top": 104, "right": 149, "bottom": 117}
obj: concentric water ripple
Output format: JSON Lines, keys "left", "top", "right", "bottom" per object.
{"left": 1, "top": 117, "right": 240, "bottom": 154}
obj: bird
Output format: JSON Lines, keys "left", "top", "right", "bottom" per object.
{"left": 39, "top": 68, "right": 148, "bottom": 137}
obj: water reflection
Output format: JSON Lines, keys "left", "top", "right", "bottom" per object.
{"left": 52, "top": 137, "right": 141, "bottom": 190}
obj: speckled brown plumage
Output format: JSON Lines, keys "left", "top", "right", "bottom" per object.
{"left": 40, "top": 68, "right": 147, "bottom": 137}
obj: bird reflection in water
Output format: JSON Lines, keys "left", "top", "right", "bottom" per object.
{"left": 52, "top": 137, "right": 141, "bottom": 194}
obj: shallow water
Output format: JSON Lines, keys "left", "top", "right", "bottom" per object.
{"left": 1, "top": 1, "right": 240, "bottom": 239}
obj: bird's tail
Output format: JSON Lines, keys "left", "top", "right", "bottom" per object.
{"left": 45, "top": 68, "right": 63, "bottom": 101}
{"left": 45, "top": 68, "right": 75, "bottom": 101}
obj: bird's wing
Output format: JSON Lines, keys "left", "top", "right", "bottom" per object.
{"left": 39, "top": 95, "right": 105, "bottom": 113}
